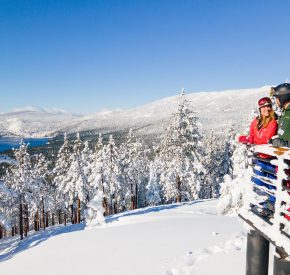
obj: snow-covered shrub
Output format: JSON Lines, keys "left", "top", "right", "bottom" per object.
{"left": 85, "top": 191, "right": 105, "bottom": 229}
{"left": 217, "top": 174, "right": 247, "bottom": 215}
{"left": 217, "top": 113, "right": 254, "bottom": 215}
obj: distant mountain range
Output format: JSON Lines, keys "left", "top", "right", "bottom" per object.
{"left": 0, "top": 86, "right": 270, "bottom": 139}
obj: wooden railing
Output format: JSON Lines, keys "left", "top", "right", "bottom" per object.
{"left": 238, "top": 144, "right": 290, "bottom": 275}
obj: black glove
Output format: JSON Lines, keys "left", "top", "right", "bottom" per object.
{"left": 269, "top": 136, "right": 289, "bottom": 147}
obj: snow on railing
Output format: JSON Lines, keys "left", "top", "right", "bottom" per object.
{"left": 239, "top": 144, "right": 290, "bottom": 257}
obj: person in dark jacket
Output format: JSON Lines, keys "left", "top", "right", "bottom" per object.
{"left": 270, "top": 83, "right": 290, "bottom": 147}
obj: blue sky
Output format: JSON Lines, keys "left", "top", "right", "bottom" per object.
{"left": 1, "top": 0, "right": 290, "bottom": 113}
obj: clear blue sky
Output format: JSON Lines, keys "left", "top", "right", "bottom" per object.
{"left": 1, "top": 0, "right": 290, "bottom": 113}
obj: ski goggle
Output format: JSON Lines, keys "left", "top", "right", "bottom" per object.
{"left": 273, "top": 88, "right": 289, "bottom": 96}
{"left": 258, "top": 97, "right": 272, "bottom": 108}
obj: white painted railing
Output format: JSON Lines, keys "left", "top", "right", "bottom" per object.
{"left": 239, "top": 144, "right": 290, "bottom": 257}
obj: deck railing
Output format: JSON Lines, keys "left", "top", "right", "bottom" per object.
{"left": 238, "top": 144, "right": 290, "bottom": 275}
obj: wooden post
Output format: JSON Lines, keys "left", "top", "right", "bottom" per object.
{"left": 274, "top": 251, "right": 290, "bottom": 275}
{"left": 246, "top": 230, "right": 269, "bottom": 275}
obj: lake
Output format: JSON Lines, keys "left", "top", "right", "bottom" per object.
{"left": 0, "top": 137, "right": 49, "bottom": 152}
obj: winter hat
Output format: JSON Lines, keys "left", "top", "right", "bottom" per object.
{"left": 258, "top": 97, "right": 272, "bottom": 108}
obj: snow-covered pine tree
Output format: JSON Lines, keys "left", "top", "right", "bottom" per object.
{"left": 89, "top": 134, "right": 104, "bottom": 191}
{"left": 119, "top": 129, "right": 149, "bottom": 210}
{"left": 200, "top": 131, "right": 226, "bottom": 199}
{"left": 53, "top": 133, "right": 72, "bottom": 225}
{"left": 31, "top": 153, "right": 50, "bottom": 231}
{"left": 146, "top": 160, "right": 161, "bottom": 206}
{"left": 65, "top": 133, "right": 89, "bottom": 223}
{"left": 159, "top": 90, "right": 205, "bottom": 203}
{"left": 218, "top": 110, "right": 257, "bottom": 215}
{"left": 0, "top": 179, "right": 15, "bottom": 238}
{"left": 88, "top": 134, "right": 109, "bottom": 214}
{"left": 102, "top": 135, "right": 122, "bottom": 215}
{"left": 5, "top": 141, "right": 34, "bottom": 239}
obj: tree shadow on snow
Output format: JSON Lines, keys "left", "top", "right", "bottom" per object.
{"left": 0, "top": 223, "right": 85, "bottom": 262}
{"left": 106, "top": 200, "right": 204, "bottom": 224}
{"left": 0, "top": 200, "right": 211, "bottom": 262}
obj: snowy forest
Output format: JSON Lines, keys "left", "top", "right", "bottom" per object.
{"left": 0, "top": 92, "right": 238, "bottom": 239}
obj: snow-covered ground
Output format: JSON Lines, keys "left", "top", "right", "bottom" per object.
{"left": 0, "top": 200, "right": 250, "bottom": 275}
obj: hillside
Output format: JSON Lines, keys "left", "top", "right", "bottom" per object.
{"left": 0, "top": 200, "right": 250, "bottom": 275}
{"left": 0, "top": 86, "right": 270, "bottom": 138}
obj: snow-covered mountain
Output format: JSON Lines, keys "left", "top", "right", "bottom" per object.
{"left": 0, "top": 86, "right": 270, "bottom": 138}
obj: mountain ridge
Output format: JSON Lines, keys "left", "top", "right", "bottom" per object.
{"left": 0, "top": 86, "right": 271, "bottom": 138}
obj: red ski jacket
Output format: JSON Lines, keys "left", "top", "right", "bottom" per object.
{"left": 239, "top": 118, "right": 277, "bottom": 145}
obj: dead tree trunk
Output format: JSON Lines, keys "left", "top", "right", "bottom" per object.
{"left": 42, "top": 197, "right": 46, "bottom": 230}
{"left": 58, "top": 210, "right": 62, "bottom": 224}
{"left": 176, "top": 175, "right": 181, "bottom": 203}
{"left": 34, "top": 213, "right": 37, "bottom": 231}
{"left": 45, "top": 212, "right": 49, "bottom": 227}
{"left": 77, "top": 197, "right": 81, "bottom": 224}
{"left": 130, "top": 183, "right": 135, "bottom": 210}
{"left": 24, "top": 204, "right": 29, "bottom": 237}
{"left": 135, "top": 183, "right": 138, "bottom": 209}
{"left": 0, "top": 224, "right": 3, "bottom": 239}
{"left": 19, "top": 195, "right": 23, "bottom": 240}
{"left": 64, "top": 213, "right": 67, "bottom": 226}
{"left": 52, "top": 213, "right": 55, "bottom": 226}
{"left": 70, "top": 205, "right": 74, "bottom": 224}
{"left": 113, "top": 201, "right": 117, "bottom": 214}
{"left": 37, "top": 210, "right": 40, "bottom": 231}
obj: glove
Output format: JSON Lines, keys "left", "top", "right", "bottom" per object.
{"left": 268, "top": 135, "right": 287, "bottom": 147}
{"left": 238, "top": 135, "right": 250, "bottom": 144}
{"left": 248, "top": 136, "right": 254, "bottom": 144}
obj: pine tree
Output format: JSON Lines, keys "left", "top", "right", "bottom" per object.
{"left": 119, "top": 129, "right": 149, "bottom": 210}
{"left": 102, "top": 135, "right": 122, "bottom": 214}
{"left": 65, "top": 133, "right": 89, "bottom": 223}
{"left": 146, "top": 161, "right": 161, "bottom": 206}
{"left": 89, "top": 134, "right": 109, "bottom": 213}
{"left": 218, "top": 111, "right": 256, "bottom": 215}
{"left": 201, "top": 132, "right": 223, "bottom": 199}
{"left": 53, "top": 133, "right": 72, "bottom": 225}
{"left": 31, "top": 153, "right": 50, "bottom": 231}
{"left": 6, "top": 141, "right": 34, "bottom": 239}
{"left": 159, "top": 90, "right": 205, "bottom": 203}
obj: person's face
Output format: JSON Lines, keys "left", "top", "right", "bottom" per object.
{"left": 275, "top": 97, "right": 281, "bottom": 108}
{"left": 260, "top": 105, "right": 272, "bottom": 117}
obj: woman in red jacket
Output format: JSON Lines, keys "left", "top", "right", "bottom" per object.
{"left": 239, "top": 97, "right": 278, "bottom": 219}
{"left": 238, "top": 97, "right": 277, "bottom": 145}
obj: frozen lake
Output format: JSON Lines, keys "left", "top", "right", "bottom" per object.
{"left": 0, "top": 137, "right": 49, "bottom": 152}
